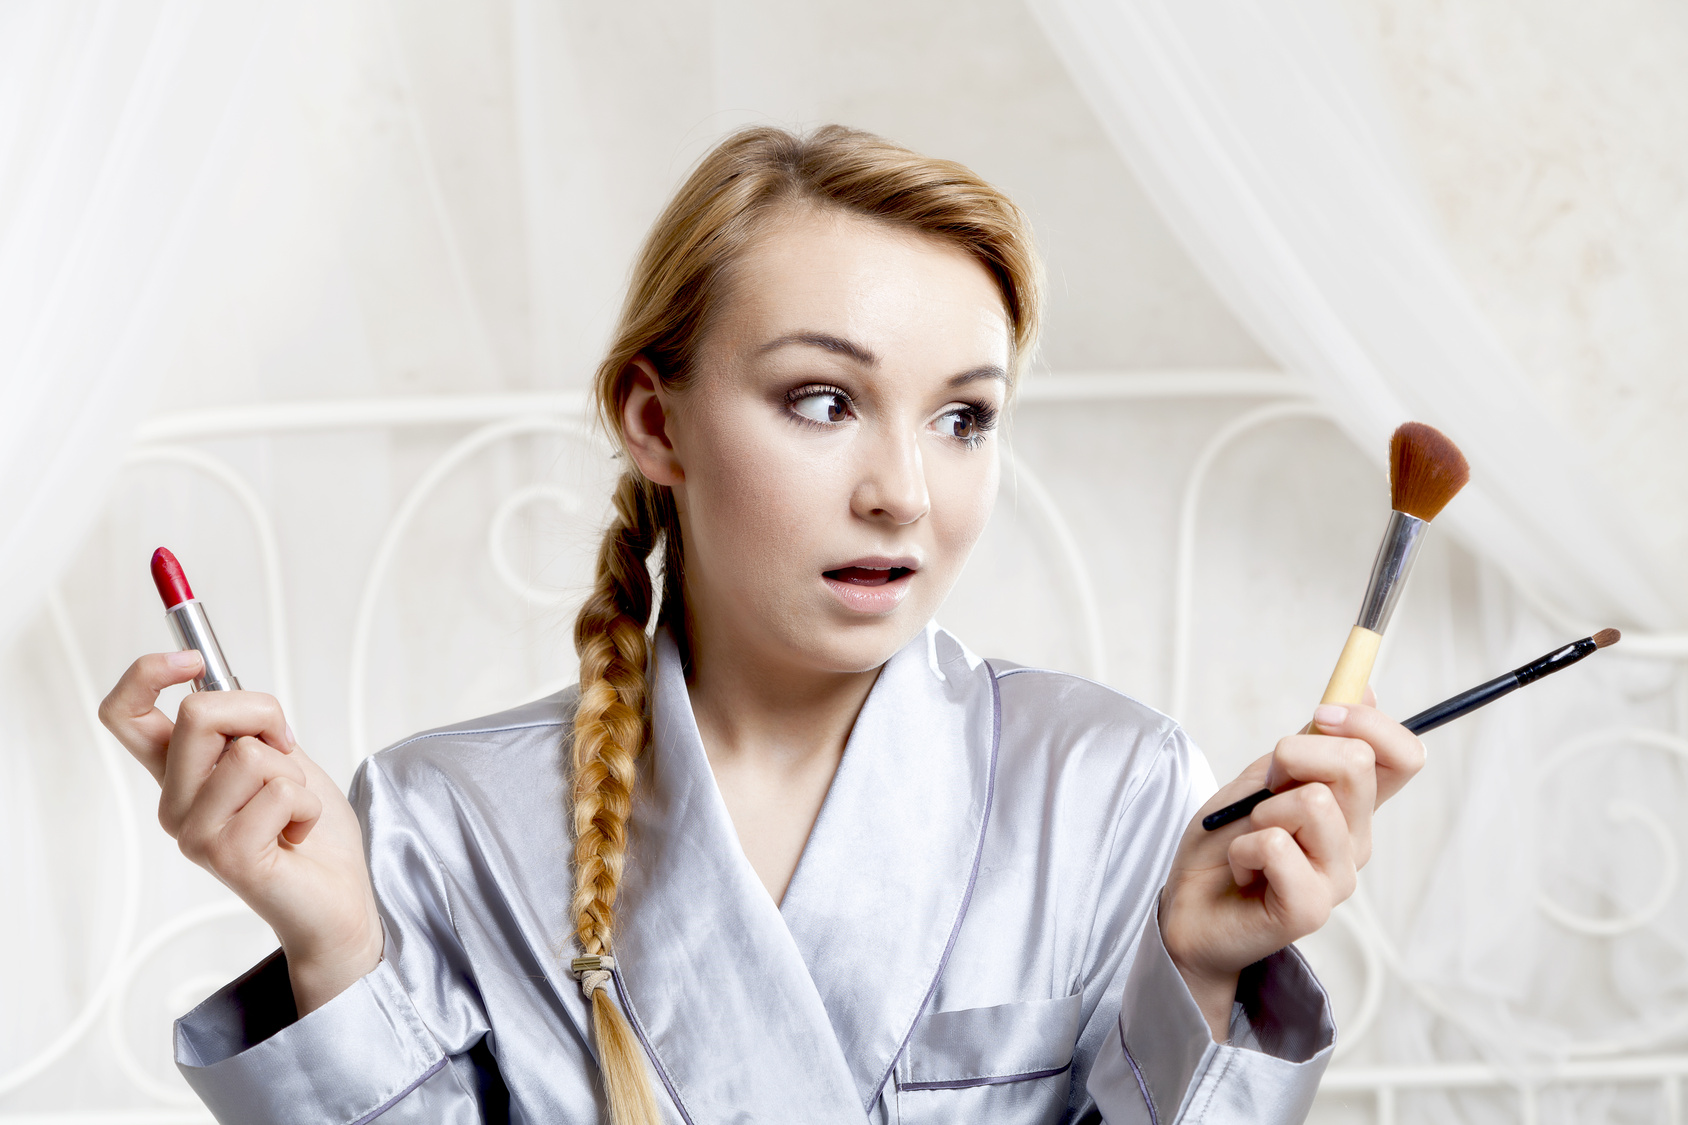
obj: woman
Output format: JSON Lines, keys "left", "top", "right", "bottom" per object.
{"left": 100, "top": 126, "right": 1422, "bottom": 1124}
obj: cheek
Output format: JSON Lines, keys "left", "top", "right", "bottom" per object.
{"left": 683, "top": 411, "right": 843, "bottom": 565}
{"left": 928, "top": 449, "right": 999, "bottom": 565}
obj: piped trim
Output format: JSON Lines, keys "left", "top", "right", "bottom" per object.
{"left": 613, "top": 970, "right": 698, "bottom": 1125}
{"left": 900, "top": 1062, "right": 1071, "bottom": 1092}
{"left": 867, "top": 661, "right": 1003, "bottom": 1109}
{"left": 1120, "top": 1018, "right": 1159, "bottom": 1125}
{"left": 347, "top": 1056, "right": 449, "bottom": 1125}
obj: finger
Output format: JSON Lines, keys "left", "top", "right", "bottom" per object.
{"left": 1249, "top": 783, "right": 1357, "bottom": 901}
{"left": 1362, "top": 685, "right": 1378, "bottom": 708}
{"left": 1266, "top": 733, "right": 1377, "bottom": 864}
{"left": 1227, "top": 825, "right": 1332, "bottom": 938}
{"left": 175, "top": 737, "right": 308, "bottom": 862}
{"left": 1310, "top": 703, "right": 1425, "bottom": 806}
{"left": 98, "top": 652, "right": 205, "bottom": 784}
{"left": 217, "top": 777, "right": 323, "bottom": 885}
{"left": 160, "top": 692, "right": 293, "bottom": 834}
{"left": 1194, "top": 751, "right": 1275, "bottom": 824}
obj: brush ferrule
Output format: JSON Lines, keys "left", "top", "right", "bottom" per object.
{"left": 1513, "top": 638, "right": 1596, "bottom": 685}
{"left": 165, "top": 600, "right": 241, "bottom": 693}
{"left": 1355, "top": 510, "right": 1427, "bottom": 633}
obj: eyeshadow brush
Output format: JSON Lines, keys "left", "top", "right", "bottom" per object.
{"left": 1203, "top": 628, "right": 1622, "bottom": 830}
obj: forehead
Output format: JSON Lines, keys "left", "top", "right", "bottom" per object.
{"left": 709, "top": 207, "right": 1011, "bottom": 368}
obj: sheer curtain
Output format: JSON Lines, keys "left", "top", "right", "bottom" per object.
{"left": 1026, "top": 0, "right": 1684, "bottom": 632}
{"left": 0, "top": 0, "right": 278, "bottom": 651}
{"left": 1028, "top": 0, "right": 1688, "bottom": 1108}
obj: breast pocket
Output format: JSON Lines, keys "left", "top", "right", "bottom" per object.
{"left": 893, "top": 993, "right": 1083, "bottom": 1125}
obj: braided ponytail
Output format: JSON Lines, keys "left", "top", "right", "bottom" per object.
{"left": 568, "top": 124, "right": 1041, "bottom": 1122}
{"left": 570, "top": 474, "right": 673, "bottom": 1125}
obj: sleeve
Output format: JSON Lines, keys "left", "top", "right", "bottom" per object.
{"left": 1086, "top": 904, "right": 1334, "bottom": 1123}
{"left": 1082, "top": 729, "right": 1336, "bottom": 1124}
{"left": 172, "top": 758, "right": 501, "bottom": 1124}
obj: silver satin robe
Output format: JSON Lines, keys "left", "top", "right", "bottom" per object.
{"left": 174, "top": 624, "right": 1335, "bottom": 1123}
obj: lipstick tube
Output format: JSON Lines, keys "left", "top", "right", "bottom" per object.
{"left": 165, "top": 599, "right": 241, "bottom": 693}
{"left": 152, "top": 547, "right": 240, "bottom": 692}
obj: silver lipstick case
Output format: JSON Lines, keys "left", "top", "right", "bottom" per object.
{"left": 1355, "top": 509, "right": 1428, "bottom": 633}
{"left": 165, "top": 600, "right": 241, "bottom": 692}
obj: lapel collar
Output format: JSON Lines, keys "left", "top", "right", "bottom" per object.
{"left": 611, "top": 631, "right": 866, "bottom": 1123}
{"left": 778, "top": 621, "right": 1001, "bottom": 1108}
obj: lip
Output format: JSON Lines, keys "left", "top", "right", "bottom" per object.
{"left": 821, "top": 556, "right": 920, "bottom": 615}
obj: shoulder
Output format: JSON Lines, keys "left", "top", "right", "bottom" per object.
{"left": 985, "top": 659, "right": 1211, "bottom": 814}
{"left": 989, "top": 659, "right": 1180, "bottom": 757}
{"left": 354, "top": 688, "right": 578, "bottom": 812}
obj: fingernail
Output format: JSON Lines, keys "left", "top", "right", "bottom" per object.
{"left": 284, "top": 724, "right": 297, "bottom": 752}
{"left": 1313, "top": 704, "right": 1348, "bottom": 728}
{"left": 167, "top": 650, "right": 200, "bottom": 669}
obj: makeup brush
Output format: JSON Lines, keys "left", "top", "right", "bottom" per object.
{"left": 1202, "top": 628, "right": 1620, "bottom": 829}
{"left": 1317, "top": 422, "right": 1470, "bottom": 707}
{"left": 1201, "top": 422, "right": 1469, "bottom": 832}
{"left": 1399, "top": 627, "right": 1620, "bottom": 735}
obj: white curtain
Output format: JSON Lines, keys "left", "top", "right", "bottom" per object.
{"left": 1027, "top": 0, "right": 1688, "bottom": 1110}
{"left": 0, "top": 0, "right": 277, "bottom": 650}
{"left": 1026, "top": 0, "right": 1684, "bottom": 633}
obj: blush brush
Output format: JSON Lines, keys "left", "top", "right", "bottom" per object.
{"left": 1318, "top": 422, "right": 1471, "bottom": 706}
{"left": 1201, "top": 422, "right": 1469, "bottom": 831}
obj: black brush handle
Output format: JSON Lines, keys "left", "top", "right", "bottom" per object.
{"left": 1200, "top": 636, "right": 1602, "bottom": 832}
{"left": 1398, "top": 672, "right": 1519, "bottom": 736}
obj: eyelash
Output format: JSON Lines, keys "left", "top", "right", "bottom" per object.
{"left": 782, "top": 384, "right": 999, "bottom": 448}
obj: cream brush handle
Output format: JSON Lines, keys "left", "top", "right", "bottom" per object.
{"left": 1319, "top": 624, "right": 1382, "bottom": 705}
{"left": 1288, "top": 625, "right": 1382, "bottom": 742}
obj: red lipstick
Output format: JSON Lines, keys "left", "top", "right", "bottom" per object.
{"left": 151, "top": 547, "right": 240, "bottom": 692}
{"left": 151, "top": 548, "right": 194, "bottom": 610}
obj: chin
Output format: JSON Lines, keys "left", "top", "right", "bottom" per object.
{"left": 794, "top": 611, "right": 933, "bottom": 675}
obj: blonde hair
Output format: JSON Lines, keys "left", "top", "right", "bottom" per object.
{"left": 569, "top": 124, "right": 1043, "bottom": 1123}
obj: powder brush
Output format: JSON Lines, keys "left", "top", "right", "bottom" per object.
{"left": 1318, "top": 422, "right": 1470, "bottom": 707}
{"left": 1206, "top": 422, "right": 1469, "bottom": 828}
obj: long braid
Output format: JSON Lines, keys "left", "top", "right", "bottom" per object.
{"left": 571, "top": 473, "right": 670, "bottom": 1124}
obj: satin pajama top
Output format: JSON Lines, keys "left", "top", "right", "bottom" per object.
{"left": 173, "top": 624, "right": 1335, "bottom": 1123}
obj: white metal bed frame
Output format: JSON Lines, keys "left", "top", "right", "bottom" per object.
{"left": 6, "top": 370, "right": 1686, "bottom": 1123}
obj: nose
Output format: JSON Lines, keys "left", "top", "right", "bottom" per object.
{"left": 852, "top": 427, "right": 930, "bottom": 526}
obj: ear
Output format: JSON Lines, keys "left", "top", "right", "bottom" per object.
{"left": 620, "top": 356, "right": 683, "bottom": 487}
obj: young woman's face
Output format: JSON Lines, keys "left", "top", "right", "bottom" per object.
{"left": 642, "top": 207, "right": 1011, "bottom": 676}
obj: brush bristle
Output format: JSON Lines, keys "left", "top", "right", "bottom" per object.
{"left": 1389, "top": 422, "right": 1470, "bottom": 521}
{"left": 1593, "top": 627, "right": 1621, "bottom": 648}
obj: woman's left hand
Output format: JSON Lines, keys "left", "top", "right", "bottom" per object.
{"left": 1158, "top": 691, "right": 1426, "bottom": 1040}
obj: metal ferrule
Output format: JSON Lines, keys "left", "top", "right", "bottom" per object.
{"left": 1354, "top": 510, "right": 1428, "bottom": 633}
{"left": 165, "top": 600, "right": 241, "bottom": 692}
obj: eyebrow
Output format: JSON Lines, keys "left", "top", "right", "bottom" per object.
{"left": 758, "top": 332, "right": 878, "bottom": 366}
{"left": 947, "top": 366, "right": 1008, "bottom": 388}
{"left": 759, "top": 332, "right": 1008, "bottom": 388}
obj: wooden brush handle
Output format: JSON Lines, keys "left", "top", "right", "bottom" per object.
{"left": 1320, "top": 625, "right": 1382, "bottom": 705}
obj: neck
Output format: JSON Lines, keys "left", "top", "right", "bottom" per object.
{"left": 684, "top": 625, "right": 881, "bottom": 770}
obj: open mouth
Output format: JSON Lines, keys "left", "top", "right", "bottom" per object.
{"left": 823, "top": 566, "right": 914, "bottom": 587}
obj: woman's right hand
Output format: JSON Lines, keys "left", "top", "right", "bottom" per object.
{"left": 99, "top": 651, "right": 384, "bottom": 1016}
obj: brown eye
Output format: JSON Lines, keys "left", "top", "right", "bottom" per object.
{"left": 791, "top": 390, "right": 852, "bottom": 424}
{"left": 937, "top": 409, "right": 978, "bottom": 440}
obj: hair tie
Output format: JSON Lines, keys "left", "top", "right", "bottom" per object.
{"left": 570, "top": 954, "right": 616, "bottom": 999}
